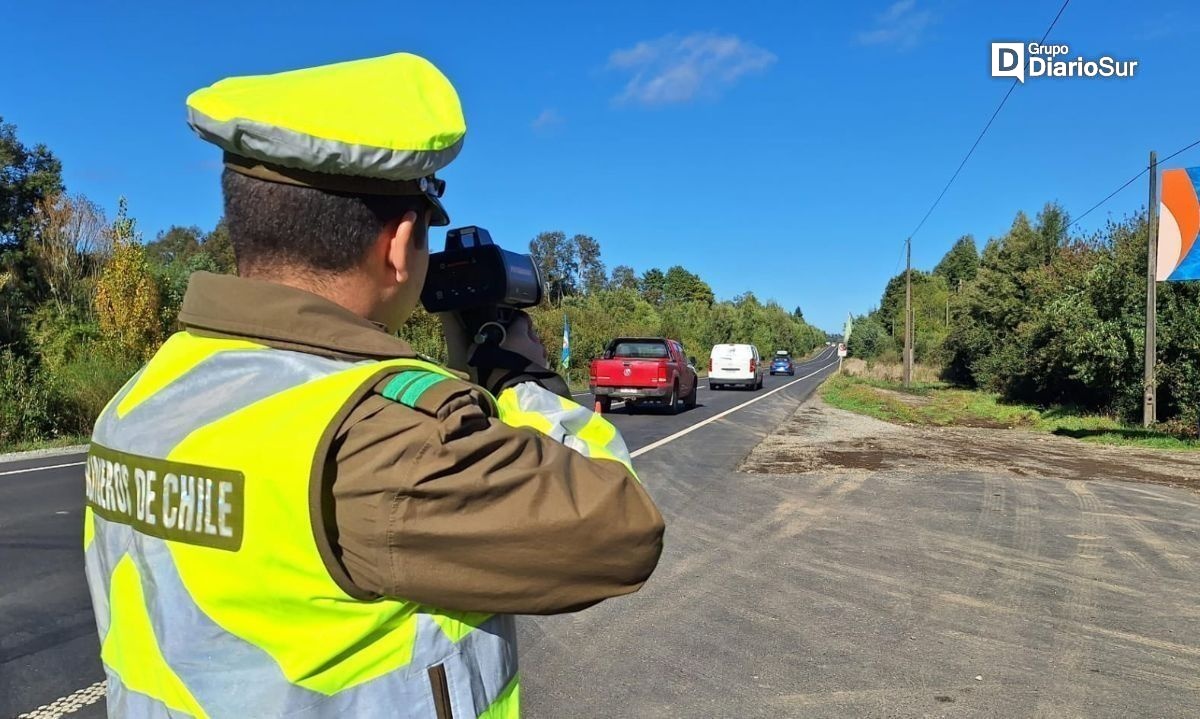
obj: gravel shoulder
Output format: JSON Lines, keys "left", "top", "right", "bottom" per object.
{"left": 731, "top": 395, "right": 1200, "bottom": 717}
{"left": 743, "top": 395, "right": 1200, "bottom": 490}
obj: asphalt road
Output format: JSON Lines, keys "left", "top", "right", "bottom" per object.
{"left": 0, "top": 451, "right": 94, "bottom": 718}
{"left": 0, "top": 348, "right": 840, "bottom": 718}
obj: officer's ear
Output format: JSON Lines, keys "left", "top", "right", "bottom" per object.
{"left": 380, "top": 210, "right": 428, "bottom": 285}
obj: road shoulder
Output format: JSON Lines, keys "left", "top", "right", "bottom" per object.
{"left": 748, "top": 394, "right": 1200, "bottom": 491}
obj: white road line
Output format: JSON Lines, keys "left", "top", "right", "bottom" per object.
{"left": 0, "top": 461, "right": 85, "bottom": 478}
{"left": 630, "top": 360, "right": 838, "bottom": 459}
{"left": 15, "top": 681, "right": 106, "bottom": 719}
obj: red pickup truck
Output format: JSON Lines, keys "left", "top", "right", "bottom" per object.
{"left": 590, "top": 337, "right": 699, "bottom": 414}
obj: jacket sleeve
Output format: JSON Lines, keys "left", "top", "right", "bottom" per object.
{"left": 330, "top": 378, "right": 665, "bottom": 615}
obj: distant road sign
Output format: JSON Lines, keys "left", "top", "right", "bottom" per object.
{"left": 837, "top": 343, "right": 847, "bottom": 358}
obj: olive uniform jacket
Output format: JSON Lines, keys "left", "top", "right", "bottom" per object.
{"left": 176, "top": 272, "right": 665, "bottom": 614}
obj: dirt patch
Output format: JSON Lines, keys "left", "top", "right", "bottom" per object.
{"left": 741, "top": 396, "right": 1200, "bottom": 490}
{"left": 818, "top": 450, "right": 889, "bottom": 471}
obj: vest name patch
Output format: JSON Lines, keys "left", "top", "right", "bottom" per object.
{"left": 86, "top": 443, "right": 245, "bottom": 551}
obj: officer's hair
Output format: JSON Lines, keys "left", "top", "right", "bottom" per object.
{"left": 221, "top": 169, "right": 429, "bottom": 275}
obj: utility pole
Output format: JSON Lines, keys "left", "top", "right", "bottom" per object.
{"left": 903, "top": 237, "right": 913, "bottom": 387}
{"left": 1144, "top": 151, "right": 1159, "bottom": 427}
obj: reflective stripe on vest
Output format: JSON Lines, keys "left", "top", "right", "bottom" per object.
{"left": 85, "top": 332, "right": 519, "bottom": 718}
{"left": 495, "top": 383, "right": 636, "bottom": 474}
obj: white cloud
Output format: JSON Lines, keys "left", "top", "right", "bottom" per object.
{"left": 856, "top": 0, "right": 936, "bottom": 51}
{"left": 608, "top": 32, "right": 776, "bottom": 106}
{"left": 532, "top": 108, "right": 563, "bottom": 130}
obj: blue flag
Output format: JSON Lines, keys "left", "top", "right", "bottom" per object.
{"left": 560, "top": 315, "right": 571, "bottom": 371}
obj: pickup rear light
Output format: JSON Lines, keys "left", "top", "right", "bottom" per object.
{"left": 657, "top": 364, "right": 668, "bottom": 383}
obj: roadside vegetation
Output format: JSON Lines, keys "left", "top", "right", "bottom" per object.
{"left": 824, "top": 361, "right": 1199, "bottom": 451}
{"left": 847, "top": 203, "right": 1200, "bottom": 441}
{"left": 0, "top": 118, "right": 827, "bottom": 451}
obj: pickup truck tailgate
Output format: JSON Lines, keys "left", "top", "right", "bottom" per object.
{"left": 591, "top": 359, "right": 662, "bottom": 387}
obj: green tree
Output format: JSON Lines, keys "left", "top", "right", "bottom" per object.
{"left": 155, "top": 251, "right": 223, "bottom": 337}
{"left": 933, "top": 204, "right": 1192, "bottom": 424}
{"left": 146, "top": 225, "right": 203, "bottom": 266}
{"left": 529, "top": 230, "right": 577, "bottom": 302}
{"left": 610, "top": 264, "right": 638, "bottom": 291}
{"left": 847, "top": 314, "right": 888, "bottom": 358}
{"left": 0, "top": 118, "right": 65, "bottom": 344}
{"left": 573, "top": 234, "right": 607, "bottom": 294}
{"left": 0, "top": 117, "right": 63, "bottom": 250}
{"left": 663, "top": 265, "right": 714, "bottom": 305}
{"left": 204, "top": 219, "right": 237, "bottom": 273}
{"left": 933, "top": 235, "right": 979, "bottom": 288}
{"left": 640, "top": 268, "right": 666, "bottom": 306}
{"left": 877, "top": 272, "right": 906, "bottom": 334}
{"left": 1158, "top": 278, "right": 1200, "bottom": 426}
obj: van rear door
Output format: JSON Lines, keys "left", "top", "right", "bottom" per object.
{"left": 709, "top": 344, "right": 753, "bottom": 381}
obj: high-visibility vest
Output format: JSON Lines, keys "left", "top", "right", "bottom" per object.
{"left": 86, "top": 331, "right": 615, "bottom": 718}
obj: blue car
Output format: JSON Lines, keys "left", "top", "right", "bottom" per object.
{"left": 770, "top": 353, "right": 794, "bottom": 376}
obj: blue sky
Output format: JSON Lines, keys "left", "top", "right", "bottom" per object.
{"left": 3, "top": 1, "right": 1199, "bottom": 332}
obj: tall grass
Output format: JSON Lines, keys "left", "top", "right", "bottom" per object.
{"left": 0, "top": 343, "right": 140, "bottom": 451}
{"left": 840, "top": 358, "right": 941, "bottom": 384}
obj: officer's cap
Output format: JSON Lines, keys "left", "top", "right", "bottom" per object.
{"left": 186, "top": 53, "right": 464, "bottom": 226}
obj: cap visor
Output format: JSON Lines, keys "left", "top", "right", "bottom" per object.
{"left": 427, "top": 195, "right": 450, "bottom": 226}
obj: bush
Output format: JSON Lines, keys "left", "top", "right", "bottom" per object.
{"left": 27, "top": 303, "right": 101, "bottom": 373}
{"left": 0, "top": 349, "right": 58, "bottom": 447}
{"left": 398, "top": 305, "right": 447, "bottom": 362}
{"left": 925, "top": 205, "right": 1200, "bottom": 424}
{"left": 51, "top": 343, "right": 140, "bottom": 436}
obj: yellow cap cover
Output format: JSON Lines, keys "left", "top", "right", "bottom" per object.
{"left": 187, "top": 53, "right": 465, "bottom": 182}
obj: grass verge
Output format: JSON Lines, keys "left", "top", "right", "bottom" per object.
{"left": 821, "top": 373, "right": 1200, "bottom": 451}
{"left": 0, "top": 434, "right": 90, "bottom": 455}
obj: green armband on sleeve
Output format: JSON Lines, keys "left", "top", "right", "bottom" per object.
{"left": 377, "top": 369, "right": 498, "bottom": 418}
{"left": 380, "top": 371, "right": 450, "bottom": 409}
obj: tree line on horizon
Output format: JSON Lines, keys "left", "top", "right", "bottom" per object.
{"left": 0, "top": 117, "right": 827, "bottom": 448}
{"left": 847, "top": 202, "right": 1200, "bottom": 431}
{"left": 525, "top": 230, "right": 829, "bottom": 381}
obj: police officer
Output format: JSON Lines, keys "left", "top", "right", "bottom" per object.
{"left": 83, "top": 53, "right": 664, "bottom": 718}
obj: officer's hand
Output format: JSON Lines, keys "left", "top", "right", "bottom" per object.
{"left": 467, "top": 312, "right": 566, "bottom": 397}
{"left": 438, "top": 313, "right": 473, "bottom": 372}
{"left": 492, "top": 312, "right": 548, "bottom": 368}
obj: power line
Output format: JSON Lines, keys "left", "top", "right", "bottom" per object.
{"left": 1161, "top": 138, "right": 1200, "bottom": 165}
{"left": 1068, "top": 137, "right": 1200, "bottom": 228}
{"left": 908, "top": 0, "right": 1072, "bottom": 240}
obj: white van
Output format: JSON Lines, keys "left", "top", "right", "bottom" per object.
{"left": 708, "top": 343, "right": 764, "bottom": 390}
